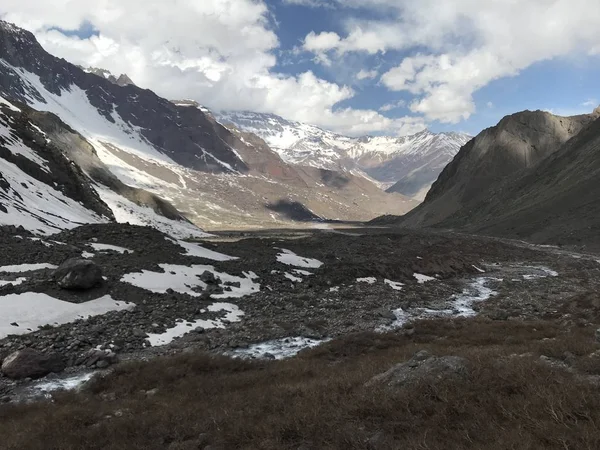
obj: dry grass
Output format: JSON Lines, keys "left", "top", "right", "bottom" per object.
{"left": 2, "top": 318, "right": 600, "bottom": 450}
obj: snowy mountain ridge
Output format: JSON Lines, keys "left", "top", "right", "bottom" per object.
{"left": 215, "top": 110, "right": 471, "bottom": 198}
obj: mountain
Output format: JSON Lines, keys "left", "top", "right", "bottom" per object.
{"left": 79, "top": 67, "right": 135, "bottom": 87}
{"left": 376, "top": 107, "right": 600, "bottom": 248}
{"left": 216, "top": 110, "right": 471, "bottom": 199}
{"left": 0, "top": 20, "right": 417, "bottom": 232}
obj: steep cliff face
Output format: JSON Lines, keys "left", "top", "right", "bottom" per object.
{"left": 466, "top": 112, "right": 600, "bottom": 248}
{"left": 401, "top": 109, "right": 600, "bottom": 227}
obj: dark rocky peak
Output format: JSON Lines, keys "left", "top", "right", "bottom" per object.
{"left": 0, "top": 20, "right": 251, "bottom": 174}
{"left": 114, "top": 73, "right": 134, "bottom": 87}
{"left": 80, "top": 66, "right": 135, "bottom": 87}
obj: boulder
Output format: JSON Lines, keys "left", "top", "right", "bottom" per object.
{"left": 366, "top": 350, "right": 468, "bottom": 388}
{"left": 1, "top": 349, "right": 66, "bottom": 380}
{"left": 200, "top": 271, "right": 220, "bottom": 285}
{"left": 54, "top": 258, "right": 103, "bottom": 290}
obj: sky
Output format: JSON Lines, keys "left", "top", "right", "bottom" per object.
{"left": 1, "top": 0, "right": 600, "bottom": 137}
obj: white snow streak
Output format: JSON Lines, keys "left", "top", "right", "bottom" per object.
{"left": 90, "top": 243, "right": 132, "bottom": 254}
{"left": 174, "top": 239, "right": 237, "bottom": 261}
{"left": 0, "top": 277, "right": 26, "bottom": 287}
{"left": 384, "top": 279, "right": 405, "bottom": 290}
{"left": 357, "top": 277, "right": 377, "bottom": 284}
{"left": 0, "top": 263, "right": 57, "bottom": 273}
{"left": 414, "top": 273, "right": 436, "bottom": 284}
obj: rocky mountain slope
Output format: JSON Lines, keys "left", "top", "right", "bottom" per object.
{"left": 379, "top": 108, "right": 600, "bottom": 248}
{"left": 0, "top": 95, "right": 109, "bottom": 234}
{"left": 0, "top": 94, "right": 207, "bottom": 238}
{"left": 217, "top": 110, "right": 471, "bottom": 199}
{"left": 0, "top": 20, "right": 417, "bottom": 231}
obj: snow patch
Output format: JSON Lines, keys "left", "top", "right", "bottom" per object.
{"left": 284, "top": 272, "right": 303, "bottom": 283}
{"left": 414, "top": 273, "right": 436, "bottom": 284}
{"left": 147, "top": 303, "right": 244, "bottom": 347}
{"left": 384, "top": 279, "right": 404, "bottom": 290}
{"left": 522, "top": 266, "right": 559, "bottom": 280}
{"left": 0, "top": 293, "right": 134, "bottom": 339}
{"left": 0, "top": 277, "right": 26, "bottom": 287}
{"left": 0, "top": 263, "right": 57, "bottom": 273}
{"left": 90, "top": 243, "right": 132, "bottom": 254}
{"left": 357, "top": 277, "right": 377, "bottom": 284}
{"left": 276, "top": 249, "right": 323, "bottom": 269}
{"left": 173, "top": 239, "right": 237, "bottom": 261}
{"left": 121, "top": 264, "right": 260, "bottom": 299}
{"left": 0, "top": 95, "right": 21, "bottom": 112}
{"left": 293, "top": 269, "right": 313, "bottom": 276}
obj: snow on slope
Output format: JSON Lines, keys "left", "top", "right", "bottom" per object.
{"left": 216, "top": 111, "right": 355, "bottom": 170}
{"left": 94, "top": 184, "right": 209, "bottom": 239}
{"left": 13, "top": 64, "right": 175, "bottom": 165}
{"left": 0, "top": 98, "right": 108, "bottom": 234}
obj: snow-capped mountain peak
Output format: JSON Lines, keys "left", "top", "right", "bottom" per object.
{"left": 215, "top": 110, "right": 471, "bottom": 198}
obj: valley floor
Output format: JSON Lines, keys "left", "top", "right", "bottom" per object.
{"left": 1, "top": 224, "right": 600, "bottom": 449}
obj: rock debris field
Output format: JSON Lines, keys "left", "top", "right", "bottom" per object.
{"left": 1, "top": 222, "right": 599, "bottom": 401}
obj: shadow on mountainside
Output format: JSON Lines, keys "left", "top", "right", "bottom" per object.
{"left": 265, "top": 199, "right": 322, "bottom": 222}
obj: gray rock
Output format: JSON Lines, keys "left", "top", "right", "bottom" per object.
{"left": 1, "top": 348, "right": 66, "bottom": 380}
{"left": 75, "top": 349, "right": 117, "bottom": 369}
{"left": 133, "top": 328, "right": 148, "bottom": 338}
{"left": 375, "top": 308, "right": 397, "bottom": 321}
{"left": 200, "top": 271, "right": 220, "bottom": 285}
{"left": 53, "top": 258, "right": 103, "bottom": 290}
{"left": 96, "top": 360, "right": 110, "bottom": 369}
{"left": 366, "top": 351, "right": 468, "bottom": 388}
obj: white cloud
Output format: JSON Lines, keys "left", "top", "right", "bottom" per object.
{"left": 486, "top": 102, "right": 494, "bottom": 109}
{"left": 300, "top": 0, "right": 600, "bottom": 123}
{"left": 582, "top": 98, "right": 598, "bottom": 108}
{"left": 0, "top": 0, "right": 417, "bottom": 137}
{"left": 379, "top": 100, "right": 406, "bottom": 112}
{"left": 282, "top": 0, "right": 333, "bottom": 7}
{"left": 356, "top": 69, "right": 378, "bottom": 80}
